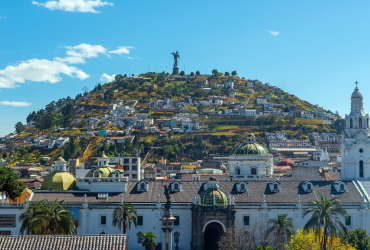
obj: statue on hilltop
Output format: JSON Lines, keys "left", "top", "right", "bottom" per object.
{"left": 171, "top": 51, "right": 180, "bottom": 66}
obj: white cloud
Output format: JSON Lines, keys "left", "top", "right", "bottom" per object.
{"left": 0, "top": 101, "right": 32, "bottom": 107}
{"left": 0, "top": 16, "right": 6, "bottom": 19}
{"left": 56, "top": 43, "right": 107, "bottom": 64}
{"left": 0, "top": 58, "right": 89, "bottom": 88}
{"left": 100, "top": 73, "right": 116, "bottom": 82}
{"left": 0, "top": 43, "right": 134, "bottom": 89}
{"left": 108, "top": 46, "right": 134, "bottom": 55}
{"left": 266, "top": 30, "right": 279, "bottom": 36}
{"left": 32, "top": 0, "right": 113, "bottom": 13}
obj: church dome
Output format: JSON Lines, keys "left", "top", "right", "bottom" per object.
{"left": 351, "top": 87, "right": 363, "bottom": 98}
{"left": 85, "top": 166, "right": 116, "bottom": 178}
{"left": 40, "top": 171, "right": 76, "bottom": 191}
{"left": 278, "top": 159, "right": 295, "bottom": 167}
{"left": 200, "top": 188, "right": 228, "bottom": 205}
{"left": 233, "top": 142, "right": 269, "bottom": 155}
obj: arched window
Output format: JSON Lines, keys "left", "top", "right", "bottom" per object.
{"left": 359, "top": 118, "right": 362, "bottom": 128}
{"left": 274, "top": 183, "right": 278, "bottom": 190}
{"left": 94, "top": 171, "right": 99, "bottom": 177}
{"left": 104, "top": 161, "right": 106, "bottom": 165}
{"left": 115, "top": 172, "right": 119, "bottom": 177}
{"left": 307, "top": 184, "right": 312, "bottom": 190}
{"left": 237, "top": 167, "right": 241, "bottom": 175}
{"left": 360, "top": 160, "right": 364, "bottom": 177}
{"left": 174, "top": 183, "right": 179, "bottom": 189}
{"left": 241, "top": 183, "right": 245, "bottom": 190}
{"left": 99, "top": 161, "right": 101, "bottom": 165}
{"left": 340, "top": 184, "right": 344, "bottom": 190}
{"left": 141, "top": 183, "right": 145, "bottom": 189}
{"left": 251, "top": 168, "right": 257, "bottom": 175}
{"left": 350, "top": 118, "right": 353, "bottom": 128}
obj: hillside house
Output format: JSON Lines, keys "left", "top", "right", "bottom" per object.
{"left": 201, "top": 88, "right": 212, "bottom": 93}
{"left": 256, "top": 97, "right": 266, "bottom": 105}
{"left": 264, "top": 103, "right": 273, "bottom": 111}
{"left": 228, "top": 91, "right": 237, "bottom": 97}
{"left": 108, "top": 104, "right": 117, "bottom": 110}
{"left": 301, "top": 111, "right": 314, "bottom": 119}
{"left": 182, "top": 122, "right": 199, "bottom": 132}
{"left": 245, "top": 109, "right": 256, "bottom": 116}
{"left": 143, "top": 118, "right": 154, "bottom": 127}
{"left": 199, "top": 79, "right": 208, "bottom": 86}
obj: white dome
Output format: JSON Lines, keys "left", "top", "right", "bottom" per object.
{"left": 351, "top": 87, "right": 363, "bottom": 98}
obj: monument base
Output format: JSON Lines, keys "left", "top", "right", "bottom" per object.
{"left": 172, "top": 66, "right": 179, "bottom": 75}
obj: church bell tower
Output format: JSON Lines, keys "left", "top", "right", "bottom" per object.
{"left": 341, "top": 81, "right": 370, "bottom": 180}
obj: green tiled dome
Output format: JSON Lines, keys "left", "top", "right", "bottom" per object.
{"left": 233, "top": 142, "right": 269, "bottom": 155}
{"left": 85, "top": 166, "right": 118, "bottom": 177}
{"left": 40, "top": 171, "right": 76, "bottom": 191}
{"left": 200, "top": 188, "right": 228, "bottom": 205}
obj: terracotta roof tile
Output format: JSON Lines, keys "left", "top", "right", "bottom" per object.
{"left": 0, "top": 235, "right": 126, "bottom": 250}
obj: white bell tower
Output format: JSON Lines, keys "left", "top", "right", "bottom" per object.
{"left": 341, "top": 81, "right": 370, "bottom": 180}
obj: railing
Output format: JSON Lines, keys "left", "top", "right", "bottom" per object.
{"left": 76, "top": 177, "right": 129, "bottom": 182}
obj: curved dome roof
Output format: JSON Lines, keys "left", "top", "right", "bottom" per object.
{"left": 278, "top": 159, "right": 295, "bottom": 167}
{"left": 200, "top": 188, "right": 228, "bottom": 205}
{"left": 85, "top": 166, "right": 117, "bottom": 178}
{"left": 56, "top": 156, "right": 66, "bottom": 162}
{"left": 351, "top": 87, "right": 363, "bottom": 98}
{"left": 233, "top": 142, "right": 269, "bottom": 155}
{"left": 40, "top": 172, "right": 76, "bottom": 191}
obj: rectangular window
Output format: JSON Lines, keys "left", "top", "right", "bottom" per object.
{"left": 174, "top": 216, "right": 180, "bottom": 226}
{"left": 157, "top": 169, "right": 161, "bottom": 173}
{"left": 137, "top": 216, "right": 143, "bottom": 226}
{"left": 243, "top": 216, "right": 250, "bottom": 226}
{"left": 346, "top": 216, "right": 351, "bottom": 226}
{"left": 132, "top": 165, "right": 137, "bottom": 171}
{"left": 101, "top": 216, "right": 106, "bottom": 225}
{"left": 124, "top": 159, "right": 129, "bottom": 164}
{"left": 0, "top": 215, "right": 16, "bottom": 228}
{"left": 0, "top": 231, "right": 11, "bottom": 235}
{"left": 132, "top": 159, "right": 137, "bottom": 163}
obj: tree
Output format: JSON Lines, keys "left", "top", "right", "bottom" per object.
{"left": 286, "top": 228, "right": 355, "bottom": 250}
{"left": 0, "top": 167, "right": 25, "bottom": 199}
{"left": 224, "top": 72, "right": 230, "bottom": 76}
{"left": 81, "top": 86, "right": 89, "bottom": 96}
{"left": 179, "top": 71, "right": 185, "bottom": 76}
{"left": 112, "top": 202, "right": 137, "bottom": 234}
{"left": 232, "top": 70, "right": 237, "bottom": 76}
{"left": 303, "top": 193, "right": 348, "bottom": 250}
{"left": 212, "top": 69, "right": 218, "bottom": 76}
{"left": 196, "top": 71, "right": 200, "bottom": 76}
{"left": 19, "top": 200, "right": 46, "bottom": 235}
{"left": 19, "top": 199, "right": 76, "bottom": 235}
{"left": 5, "top": 141, "right": 15, "bottom": 154}
{"left": 141, "top": 232, "right": 158, "bottom": 250}
{"left": 81, "top": 119, "right": 88, "bottom": 127}
{"left": 267, "top": 214, "right": 295, "bottom": 249}
{"left": 15, "top": 122, "right": 25, "bottom": 134}
{"left": 190, "top": 72, "right": 194, "bottom": 76}
{"left": 340, "top": 228, "right": 370, "bottom": 250}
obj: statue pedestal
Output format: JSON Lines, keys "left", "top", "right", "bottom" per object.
{"left": 172, "top": 66, "right": 179, "bottom": 75}
{"left": 159, "top": 210, "right": 176, "bottom": 250}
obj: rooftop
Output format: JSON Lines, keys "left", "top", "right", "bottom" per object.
{"left": 0, "top": 235, "right": 126, "bottom": 250}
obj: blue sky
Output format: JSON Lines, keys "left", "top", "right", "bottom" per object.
{"left": 1, "top": 0, "right": 370, "bottom": 136}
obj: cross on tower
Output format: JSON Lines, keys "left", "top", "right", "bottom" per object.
{"left": 355, "top": 80, "right": 359, "bottom": 88}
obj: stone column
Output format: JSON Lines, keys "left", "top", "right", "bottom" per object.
{"left": 159, "top": 210, "right": 176, "bottom": 250}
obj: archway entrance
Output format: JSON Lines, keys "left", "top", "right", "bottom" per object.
{"left": 204, "top": 222, "right": 224, "bottom": 250}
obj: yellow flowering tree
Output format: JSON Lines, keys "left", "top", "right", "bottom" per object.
{"left": 285, "top": 229, "right": 355, "bottom": 250}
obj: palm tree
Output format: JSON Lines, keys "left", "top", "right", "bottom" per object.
{"left": 112, "top": 202, "right": 137, "bottom": 234}
{"left": 303, "top": 193, "right": 348, "bottom": 250}
{"left": 19, "top": 199, "right": 76, "bottom": 235}
{"left": 267, "top": 213, "right": 295, "bottom": 249}
{"left": 141, "top": 231, "right": 157, "bottom": 250}
{"left": 19, "top": 200, "right": 45, "bottom": 235}
{"left": 40, "top": 199, "right": 76, "bottom": 235}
